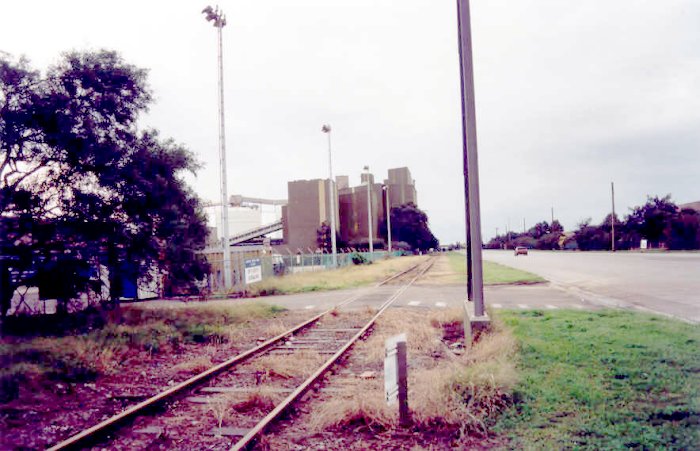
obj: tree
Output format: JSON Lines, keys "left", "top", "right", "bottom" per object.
{"left": 625, "top": 195, "right": 678, "bottom": 248}
{"left": 668, "top": 208, "right": 700, "bottom": 250}
{"left": 574, "top": 218, "right": 609, "bottom": 251}
{"left": 1, "top": 50, "right": 208, "bottom": 315}
{"left": 390, "top": 203, "right": 439, "bottom": 251}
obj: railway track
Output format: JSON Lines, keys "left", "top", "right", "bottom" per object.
{"left": 47, "top": 256, "right": 436, "bottom": 450}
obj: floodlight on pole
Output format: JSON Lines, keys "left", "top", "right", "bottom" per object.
{"left": 364, "top": 165, "right": 374, "bottom": 253}
{"left": 322, "top": 124, "right": 338, "bottom": 267}
{"left": 202, "top": 5, "right": 232, "bottom": 289}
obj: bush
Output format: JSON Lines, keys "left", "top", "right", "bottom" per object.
{"left": 351, "top": 253, "right": 368, "bottom": 265}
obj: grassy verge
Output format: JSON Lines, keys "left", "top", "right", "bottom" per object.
{"left": 0, "top": 303, "right": 285, "bottom": 401}
{"left": 494, "top": 309, "right": 700, "bottom": 449}
{"left": 447, "top": 252, "right": 545, "bottom": 285}
{"left": 246, "top": 255, "right": 428, "bottom": 296}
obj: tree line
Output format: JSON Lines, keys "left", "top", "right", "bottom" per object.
{"left": 486, "top": 195, "right": 700, "bottom": 251}
{"left": 1, "top": 50, "right": 209, "bottom": 317}
{"left": 317, "top": 202, "right": 439, "bottom": 253}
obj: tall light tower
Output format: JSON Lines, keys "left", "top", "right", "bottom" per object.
{"left": 202, "top": 5, "right": 232, "bottom": 289}
{"left": 383, "top": 185, "right": 392, "bottom": 253}
{"left": 364, "top": 165, "right": 374, "bottom": 253}
{"left": 321, "top": 124, "right": 338, "bottom": 267}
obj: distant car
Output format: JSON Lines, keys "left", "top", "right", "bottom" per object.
{"left": 514, "top": 246, "right": 528, "bottom": 256}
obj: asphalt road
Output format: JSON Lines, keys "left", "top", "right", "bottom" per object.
{"left": 483, "top": 250, "right": 700, "bottom": 323}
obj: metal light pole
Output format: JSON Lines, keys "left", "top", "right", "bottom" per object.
{"left": 456, "top": 0, "right": 486, "bottom": 318}
{"left": 383, "top": 185, "right": 392, "bottom": 253}
{"left": 202, "top": 5, "right": 232, "bottom": 289}
{"left": 364, "top": 165, "right": 374, "bottom": 253}
{"left": 322, "top": 124, "right": 338, "bottom": 267}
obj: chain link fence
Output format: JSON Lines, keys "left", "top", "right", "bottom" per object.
{"left": 205, "top": 250, "right": 404, "bottom": 292}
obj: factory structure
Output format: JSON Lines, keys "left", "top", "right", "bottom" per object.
{"left": 205, "top": 167, "right": 417, "bottom": 252}
{"left": 283, "top": 167, "right": 417, "bottom": 252}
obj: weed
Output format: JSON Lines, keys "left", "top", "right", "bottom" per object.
{"left": 231, "top": 387, "right": 279, "bottom": 412}
{"left": 207, "top": 394, "right": 236, "bottom": 429}
{"left": 308, "top": 382, "right": 394, "bottom": 432}
{"left": 170, "top": 356, "right": 213, "bottom": 376}
{"left": 247, "top": 350, "right": 325, "bottom": 380}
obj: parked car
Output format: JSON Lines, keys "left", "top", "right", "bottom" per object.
{"left": 514, "top": 246, "right": 528, "bottom": 256}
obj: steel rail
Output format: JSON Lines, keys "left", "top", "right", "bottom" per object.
{"left": 230, "top": 257, "right": 436, "bottom": 450}
{"left": 47, "top": 257, "right": 429, "bottom": 450}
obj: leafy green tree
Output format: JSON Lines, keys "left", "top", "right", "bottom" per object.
{"left": 390, "top": 203, "right": 439, "bottom": 251}
{"left": 574, "top": 218, "right": 609, "bottom": 251}
{"left": 625, "top": 195, "right": 677, "bottom": 248}
{"left": 0, "top": 50, "right": 208, "bottom": 315}
{"left": 668, "top": 208, "right": 700, "bottom": 250}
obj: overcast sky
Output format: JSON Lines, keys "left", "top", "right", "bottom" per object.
{"left": 2, "top": 0, "right": 698, "bottom": 243}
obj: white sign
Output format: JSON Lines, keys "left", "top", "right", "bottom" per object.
{"left": 384, "top": 333, "right": 406, "bottom": 405}
{"left": 244, "top": 258, "right": 262, "bottom": 284}
{"left": 640, "top": 239, "right": 648, "bottom": 250}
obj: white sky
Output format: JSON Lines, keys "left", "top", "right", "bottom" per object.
{"left": 2, "top": 0, "right": 699, "bottom": 243}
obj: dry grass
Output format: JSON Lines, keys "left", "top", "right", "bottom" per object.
{"left": 246, "top": 350, "right": 326, "bottom": 381}
{"left": 260, "top": 319, "right": 294, "bottom": 339}
{"left": 411, "top": 327, "right": 518, "bottom": 436}
{"left": 206, "top": 394, "right": 236, "bottom": 429}
{"left": 230, "top": 387, "right": 281, "bottom": 412}
{"left": 204, "top": 387, "right": 283, "bottom": 430}
{"left": 308, "top": 379, "right": 394, "bottom": 432}
{"left": 247, "top": 255, "right": 428, "bottom": 296}
{"left": 307, "top": 308, "right": 518, "bottom": 437}
{"left": 170, "top": 355, "right": 214, "bottom": 376}
{"left": 357, "top": 310, "right": 443, "bottom": 363}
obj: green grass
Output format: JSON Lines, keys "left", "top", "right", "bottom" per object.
{"left": 0, "top": 303, "right": 285, "bottom": 401}
{"left": 493, "top": 309, "right": 700, "bottom": 450}
{"left": 447, "top": 252, "right": 545, "bottom": 285}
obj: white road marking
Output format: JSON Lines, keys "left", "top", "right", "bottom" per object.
{"left": 408, "top": 301, "right": 421, "bottom": 306}
{"left": 492, "top": 303, "right": 503, "bottom": 309}
{"left": 435, "top": 302, "right": 447, "bottom": 308}
{"left": 545, "top": 305, "right": 558, "bottom": 310}
{"left": 518, "top": 304, "right": 528, "bottom": 309}
{"left": 304, "top": 305, "right": 315, "bottom": 310}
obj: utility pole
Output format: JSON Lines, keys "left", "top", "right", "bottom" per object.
{"left": 523, "top": 217, "right": 526, "bottom": 234}
{"left": 551, "top": 206, "right": 554, "bottom": 225}
{"left": 321, "top": 125, "right": 337, "bottom": 267}
{"left": 507, "top": 218, "right": 510, "bottom": 248}
{"left": 202, "top": 5, "right": 232, "bottom": 290}
{"left": 611, "top": 181, "right": 616, "bottom": 252}
{"left": 456, "top": 0, "right": 486, "bottom": 322}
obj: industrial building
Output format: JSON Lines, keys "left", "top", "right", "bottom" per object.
{"left": 282, "top": 167, "right": 417, "bottom": 252}
{"left": 282, "top": 178, "right": 339, "bottom": 253}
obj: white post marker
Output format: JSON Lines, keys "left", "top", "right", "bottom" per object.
{"left": 384, "top": 333, "right": 410, "bottom": 426}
